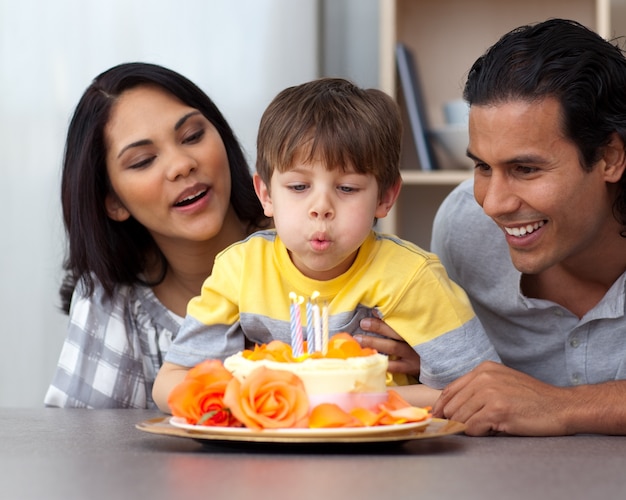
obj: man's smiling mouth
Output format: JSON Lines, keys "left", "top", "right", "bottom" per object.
{"left": 504, "top": 220, "right": 545, "bottom": 237}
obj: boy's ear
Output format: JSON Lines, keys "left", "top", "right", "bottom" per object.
{"left": 602, "top": 132, "right": 626, "bottom": 183}
{"left": 253, "top": 173, "right": 274, "bottom": 217}
{"left": 374, "top": 178, "right": 402, "bottom": 218}
{"left": 105, "top": 193, "right": 131, "bottom": 222}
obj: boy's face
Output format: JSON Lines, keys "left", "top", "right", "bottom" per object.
{"left": 254, "top": 160, "right": 399, "bottom": 281}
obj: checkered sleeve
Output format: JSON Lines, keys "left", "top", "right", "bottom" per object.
{"left": 44, "top": 282, "right": 164, "bottom": 409}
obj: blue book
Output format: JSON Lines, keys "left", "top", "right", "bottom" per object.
{"left": 395, "top": 43, "right": 438, "bottom": 171}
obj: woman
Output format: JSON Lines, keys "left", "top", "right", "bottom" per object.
{"left": 44, "top": 62, "right": 269, "bottom": 408}
{"left": 46, "top": 63, "right": 417, "bottom": 409}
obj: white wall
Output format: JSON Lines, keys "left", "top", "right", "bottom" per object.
{"left": 321, "top": 0, "right": 380, "bottom": 88}
{"left": 0, "top": 0, "right": 319, "bottom": 407}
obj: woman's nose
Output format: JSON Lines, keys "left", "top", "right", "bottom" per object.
{"left": 166, "top": 149, "right": 197, "bottom": 181}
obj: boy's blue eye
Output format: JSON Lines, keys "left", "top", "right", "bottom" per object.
{"left": 290, "top": 184, "right": 307, "bottom": 191}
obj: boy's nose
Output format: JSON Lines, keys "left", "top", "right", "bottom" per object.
{"left": 309, "top": 191, "right": 334, "bottom": 219}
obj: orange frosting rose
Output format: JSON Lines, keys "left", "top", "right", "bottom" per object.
{"left": 242, "top": 340, "right": 296, "bottom": 362}
{"left": 306, "top": 390, "right": 431, "bottom": 428}
{"left": 309, "top": 403, "right": 364, "bottom": 428}
{"left": 168, "top": 359, "right": 241, "bottom": 427}
{"left": 223, "top": 366, "right": 310, "bottom": 430}
{"left": 377, "top": 390, "right": 431, "bottom": 424}
{"left": 323, "top": 332, "right": 376, "bottom": 358}
{"left": 243, "top": 333, "right": 376, "bottom": 363}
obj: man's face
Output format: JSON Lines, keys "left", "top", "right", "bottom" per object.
{"left": 469, "top": 97, "right": 620, "bottom": 276}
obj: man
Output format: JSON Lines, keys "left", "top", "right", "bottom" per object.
{"left": 361, "top": 18, "right": 626, "bottom": 436}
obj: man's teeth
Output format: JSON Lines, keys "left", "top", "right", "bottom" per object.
{"left": 505, "top": 221, "right": 545, "bottom": 237}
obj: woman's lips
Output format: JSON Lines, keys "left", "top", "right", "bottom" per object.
{"left": 173, "top": 184, "right": 209, "bottom": 207}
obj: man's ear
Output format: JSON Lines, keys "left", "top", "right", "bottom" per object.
{"left": 374, "top": 178, "right": 402, "bottom": 219}
{"left": 253, "top": 173, "right": 274, "bottom": 217}
{"left": 602, "top": 132, "right": 626, "bottom": 183}
{"left": 105, "top": 193, "right": 131, "bottom": 222}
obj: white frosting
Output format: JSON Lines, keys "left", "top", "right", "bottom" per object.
{"left": 223, "top": 352, "right": 389, "bottom": 411}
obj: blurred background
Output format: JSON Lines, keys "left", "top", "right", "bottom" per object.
{"left": 0, "top": 0, "right": 379, "bottom": 407}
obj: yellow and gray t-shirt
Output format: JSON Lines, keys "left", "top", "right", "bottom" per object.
{"left": 166, "top": 229, "right": 500, "bottom": 389}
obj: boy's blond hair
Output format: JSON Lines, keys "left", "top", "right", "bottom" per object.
{"left": 256, "top": 78, "right": 402, "bottom": 197}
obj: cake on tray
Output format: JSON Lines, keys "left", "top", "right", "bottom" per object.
{"left": 224, "top": 333, "right": 389, "bottom": 412}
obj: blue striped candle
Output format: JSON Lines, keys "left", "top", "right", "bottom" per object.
{"left": 313, "top": 302, "right": 322, "bottom": 353}
{"left": 322, "top": 301, "right": 329, "bottom": 355}
{"left": 306, "top": 299, "right": 315, "bottom": 353}
{"left": 293, "top": 296, "right": 304, "bottom": 357}
{"left": 289, "top": 292, "right": 304, "bottom": 357}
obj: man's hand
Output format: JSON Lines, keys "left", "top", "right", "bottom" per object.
{"left": 433, "top": 361, "right": 582, "bottom": 436}
{"left": 356, "top": 317, "right": 420, "bottom": 376}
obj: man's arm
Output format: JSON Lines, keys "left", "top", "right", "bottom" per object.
{"left": 433, "top": 361, "right": 626, "bottom": 436}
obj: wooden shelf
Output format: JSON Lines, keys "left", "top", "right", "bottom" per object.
{"left": 379, "top": 0, "right": 607, "bottom": 250}
{"left": 401, "top": 169, "right": 472, "bottom": 186}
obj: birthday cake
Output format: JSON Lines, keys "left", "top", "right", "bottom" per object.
{"left": 168, "top": 295, "right": 431, "bottom": 430}
{"left": 223, "top": 333, "right": 389, "bottom": 412}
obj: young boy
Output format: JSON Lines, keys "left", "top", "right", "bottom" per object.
{"left": 153, "top": 78, "right": 499, "bottom": 411}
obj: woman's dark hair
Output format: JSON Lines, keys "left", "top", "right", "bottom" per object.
{"left": 59, "top": 62, "right": 269, "bottom": 313}
{"left": 464, "top": 18, "right": 626, "bottom": 230}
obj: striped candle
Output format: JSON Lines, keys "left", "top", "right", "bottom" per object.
{"left": 313, "top": 302, "right": 322, "bottom": 353}
{"left": 289, "top": 292, "right": 297, "bottom": 353}
{"left": 321, "top": 301, "right": 329, "bottom": 355}
{"left": 289, "top": 292, "right": 303, "bottom": 356}
{"left": 306, "top": 299, "right": 315, "bottom": 353}
{"left": 293, "top": 295, "right": 304, "bottom": 357}
{"left": 306, "top": 291, "right": 320, "bottom": 353}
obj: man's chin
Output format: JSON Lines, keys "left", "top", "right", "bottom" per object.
{"left": 508, "top": 249, "right": 545, "bottom": 275}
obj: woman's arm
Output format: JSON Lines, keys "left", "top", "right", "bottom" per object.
{"left": 44, "top": 283, "right": 158, "bottom": 409}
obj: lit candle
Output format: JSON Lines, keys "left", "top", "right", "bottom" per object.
{"left": 289, "top": 292, "right": 304, "bottom": 357}
{"left": 313, "top": 301, "right": 322, "bottom": 353}
{"left": 322, "top": 301, "right": 329, "bottom": 355}
{"left": 294, "top": 296, "right": 304, "bottom": 357}
{"left": 306, "top": 291, "right": 319, "bottom": 353}
{"left": 306, "top": 299, "right": 314, "bottom": 353}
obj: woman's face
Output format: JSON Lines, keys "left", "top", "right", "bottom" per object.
{"left": 104, "top": 85, "right": 232, "bottom": 248}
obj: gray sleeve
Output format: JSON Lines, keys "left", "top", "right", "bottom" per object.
{"left": 431, "top": 178, "right": 479, "bottom": 283}
{"left": 165, "top": 315, "right": 246, "bottom": 366}
{"left": 417, "top": 316, "right": 501, "bottom": 389}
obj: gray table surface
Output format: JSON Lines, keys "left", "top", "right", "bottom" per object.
{"left": 2, "top": 408, "right": 626, "bottom": 500}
